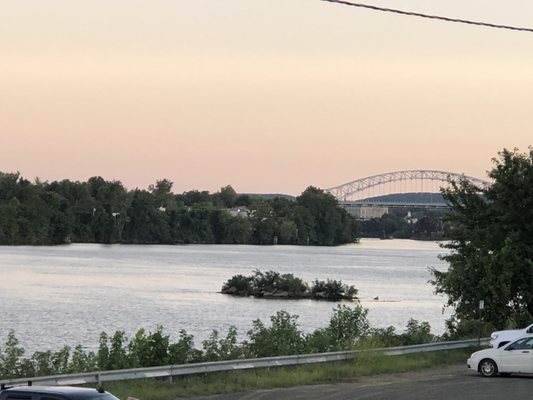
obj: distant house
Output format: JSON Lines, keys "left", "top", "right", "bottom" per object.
{"left": 227, "top": 206, "right": 250, "bottom": 218}
{"left": 404, "top": 211, "right": 418, "bottom": 224}
{"left": 343, "top": 205, "right": 388, "bottom": 220}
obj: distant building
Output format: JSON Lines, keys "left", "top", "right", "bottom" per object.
{"left": 404, "top": 211, "right": 418, "bottom": 224}
{"left": 227, "top": 206, "right": 250, "bottom": 218}
{"left": 343, "top": 205, "right": 388, "bottom": 220}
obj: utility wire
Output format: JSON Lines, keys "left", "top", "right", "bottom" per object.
{"left": 322, "top": 0, "right": 533, "bottom": 33}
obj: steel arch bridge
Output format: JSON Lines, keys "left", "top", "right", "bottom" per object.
{"left": 325, "top": 170, "right": 490, "bottom": 203}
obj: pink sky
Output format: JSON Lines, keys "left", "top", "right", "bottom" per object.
{"left": 1, "top": 1, "right": 532, "bottom": 195}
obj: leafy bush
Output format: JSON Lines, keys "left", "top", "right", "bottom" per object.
{"left": 274, "top": 273, "right": 308, "bottom": 297}
{"left": 364, "top": 320, "right": 440, "bottom": 347}
{"left": 440, "top": 316, "right": 494, "bottom": 341}
{"left": 221, "top": 274, "right": 252, "bottom": 295}
{"left": 310, "top": 279, "right": 358, "bottom": 300}
{"left": 323, "top": 304, "right": 369, "bottom": 350}
{"left": 251, "top": 270, "right": 280, "bottom": 293}
{"left": 402, "top": 319, "right": 434, "bottom": 345}
{"left": 246, "top": 311, "right": 306, "bottom": 357}
{"left": 364, "top": 326, "right": 404, "bottom": 347}
{"left": 168, "top": 330, "right": 202, "bottom": 364}
{"left": 305, "top": 305, "right": 369, "bottom": 352}
{"left": 202, "top": 326, "right": 243, "bottom": 361}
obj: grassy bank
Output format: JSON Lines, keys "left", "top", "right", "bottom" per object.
{"left": 98, "top": 348, "right": 473, "bottom": 400}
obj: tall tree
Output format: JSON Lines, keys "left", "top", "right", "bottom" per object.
{"left": 432, "top": 149, "right": 533, "bottom": 330}
{"left": 296, "top": 186, "right": 357, "bottom": 245}
{"left": 217, "top": 185, "right": 238, "bottom": 208}
{"left": 149, "top": 179, "right": 176, "bottom": 211}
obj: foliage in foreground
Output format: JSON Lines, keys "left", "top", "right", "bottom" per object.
{"left": 431, "top": 148, "right": 533, "bottom": 331}
{"left": 0, "top": 305, "right": 438, "bottom": 380}
{"left": 221, "top": 269, "right": 358, "bottom": 300}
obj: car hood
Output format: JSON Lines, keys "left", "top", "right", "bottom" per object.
{"left": 471, "top": 348, "right": 500, "bottom": 359}
{"left": 492, "top": 329, "right": 521, "bottom": 337}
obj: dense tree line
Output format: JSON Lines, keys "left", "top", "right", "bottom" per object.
{"left": 0, "top": 306, "right": 437, "bottom": 379}
{"left": 432, "top": 149, "right": 533, "bottom": 334}
{"left": 360, "top": 209, "right": 449, "bottom": 240}
{"left": 0, "top": 173, "right": 358, "bottom": 246}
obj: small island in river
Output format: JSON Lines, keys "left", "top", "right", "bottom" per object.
{"left": 221, "top": 269, "right": 358, "bottom": 301}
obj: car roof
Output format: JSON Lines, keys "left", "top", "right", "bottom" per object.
{"left": 2, "top": 387, "right": 110, "bottom": 399}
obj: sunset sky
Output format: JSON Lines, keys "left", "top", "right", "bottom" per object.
{"left": 1, "top": 0, "right": 532, "bottom": 195}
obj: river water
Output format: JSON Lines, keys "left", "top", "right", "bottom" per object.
{"left": 0, "top": 239, "right": 451, "bottom": 353}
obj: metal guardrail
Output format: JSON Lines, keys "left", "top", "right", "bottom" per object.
{"left": 0, "top": 338, "right": 489, "bottom": 387}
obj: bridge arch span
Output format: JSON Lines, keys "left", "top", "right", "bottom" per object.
{"left": 325, "top": 170, "right": 490, "bottom": 202}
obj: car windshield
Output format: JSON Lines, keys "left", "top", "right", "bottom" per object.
{"left": 506, "top": 337, "right": 533, "bottom": 350}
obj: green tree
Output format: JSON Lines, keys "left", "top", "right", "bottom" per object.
{"left": 123, "top": 190, "right": 170, "bottom": 243}
{"left": 217, "top": 185, "right": 238, "bottom": 208}
{"left": 278, "top": 219, "right": 298, "bottom": 244}
{"left": 0, "top": 330, "right": 25, "bottom": 378}
{"left": 432, "top": 149, "right": 533, "bottom": 330}
{"left": 46, "top": 180, "right": 94, "bottom": 242}
{"left": 149, "top": 179, "right": 177, "bottom": 211}
{"left": 88, "top": 177, "right": 128, "bottom": 243}
{"left": 97, "top": 332, "right": 110, "bottom": 370}
{"left": 69, "top": 345, "right": 96, "bottom": 372}
{"left": 249, "top": 200, "right": 277, "bottom": 245}
{"left": 223, "top": 215, "right": 252, "bottom": 244}
{"left": 108, "top": 331, "right": 129, "bottom": 369}
{"left": 0, "top": 198, "right": 21, "bottom": 244}
{"left": 296, "top": 187, "right": 358, "bottom": 245}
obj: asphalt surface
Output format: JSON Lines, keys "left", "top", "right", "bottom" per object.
{"left": 187, "top": 364, "right": 533, "bottom": 400}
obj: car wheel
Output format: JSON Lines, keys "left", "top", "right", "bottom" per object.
{"left": 479, "top": 359, "right": 498, "bottom": 377}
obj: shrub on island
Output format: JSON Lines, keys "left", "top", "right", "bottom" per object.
{"left": 221, "top": 270, "right": 357, "bottom": 301}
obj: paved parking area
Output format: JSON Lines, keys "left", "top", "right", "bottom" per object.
{"left": 187, "top": 364, "right": 533, "bottom": 400}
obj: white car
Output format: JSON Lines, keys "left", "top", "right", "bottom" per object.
{"left": 490, "top": 323, "right": 533, "bottom": 348}
{"left": 468, "top": 335, "right": 533, "bottom": 377}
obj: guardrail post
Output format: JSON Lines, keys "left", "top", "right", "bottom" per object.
{"left": 96, "top": 373, "right": 101, "bottom": 386}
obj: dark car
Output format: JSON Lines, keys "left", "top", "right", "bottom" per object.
{"left": 0, "top": 386, "right": 120, "bottom": 400}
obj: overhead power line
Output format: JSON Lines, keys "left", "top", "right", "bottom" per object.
{"left": 321, "top": 0, "right": 533, "bottom": 33}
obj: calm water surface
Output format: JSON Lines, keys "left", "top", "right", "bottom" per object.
{"left": 0, "top": 240, "right": 451, "bottom": 352}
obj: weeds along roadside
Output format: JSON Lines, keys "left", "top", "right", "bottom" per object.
{"left": 96, "top": 348, "right": 474, "bottom": 400}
